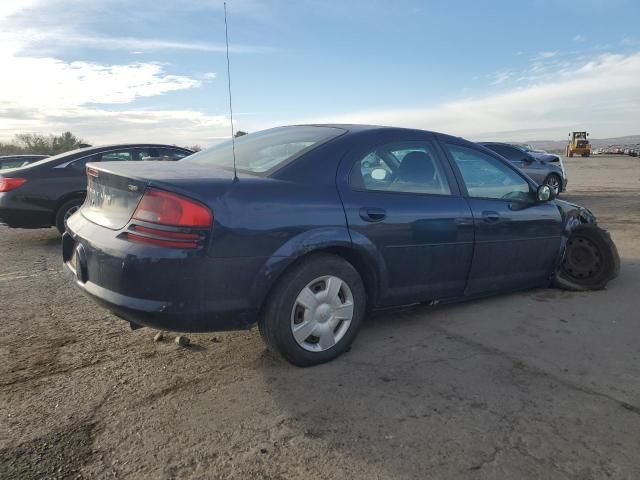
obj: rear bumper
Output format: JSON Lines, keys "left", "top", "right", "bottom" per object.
{"left": 64, "top": 264, "right": 252, "bottom": 331}
{"left": 63, "top": 214, "right": 267, "bottom": 332}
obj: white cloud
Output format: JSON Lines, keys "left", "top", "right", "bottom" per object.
{"left": 490, "top": 71, "right": 514, "bottom": 85}
{"left": 305, "top": 53, "right": 640, "bottom": 141}
{"left": 0, "top": 1, "right": 246, "bottom": 147}
{"left": 19, "top": 31, "right": 275, "bottom": 54}
{"left": 573, "top": 34, "right": 586, "bottom": 42}
{"left": 538, "top": 51, "right": 559, "bottom": 59}
{"left": 0, "top": 1, "right": 274, "bottom": 58}
{"left": 0, "top": 39, "right": 231, "bottom": 146}
{"left": 0, "top": 56, "right": 201, "bottom": 109}
{"left": 0, "top": 0, "right": 40, "bottom": 19}
{"left": 0, "top": 106, "right": 230, "bottom": 146}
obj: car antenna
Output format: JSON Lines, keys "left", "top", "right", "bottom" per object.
{"left": 224, "top": 1, "right": 238, "bottom": 182}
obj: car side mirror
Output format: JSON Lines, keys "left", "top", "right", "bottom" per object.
{"left": 536, "top": 184, "right": 553, "bottom": 202}
{"left": 523, "top": 156, "right": 534, "bottom": 163}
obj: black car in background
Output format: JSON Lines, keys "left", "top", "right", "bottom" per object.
{"left": 0, "top": 154, "right": 49, "bottom": 170}
{"left": 0, "top": 144, "right": 193, "bottom": 233}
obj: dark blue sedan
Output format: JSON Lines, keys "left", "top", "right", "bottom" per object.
{"left": 62, "top": 125, "right": 619, "bottom": 366}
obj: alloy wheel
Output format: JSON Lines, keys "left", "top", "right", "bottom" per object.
{"left": 546, "top": 175, "right": 560, "bottom": 195}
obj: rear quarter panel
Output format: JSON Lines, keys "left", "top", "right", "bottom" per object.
{"left": 198, "top": 138, "right": 355, "bottom": 313}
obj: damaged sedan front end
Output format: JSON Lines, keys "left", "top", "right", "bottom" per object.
{"left": 553, "top": 200, "right": 620, "bottom": 291}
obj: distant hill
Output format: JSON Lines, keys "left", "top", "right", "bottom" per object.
{"left": 526, "top": 135, "right": 640, "bottom": 154}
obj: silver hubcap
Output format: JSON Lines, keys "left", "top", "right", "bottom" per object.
{"left": 546, "top": 176, "right": 560, "bottom": 194}
{"left": 64, "top": 205, "right": 80, "bottom": 222}
{"left": 290, "top": 275, "right": 354, "bottom": 352}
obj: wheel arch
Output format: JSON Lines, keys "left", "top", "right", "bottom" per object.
{"left": 249, "top": 234, "right": 382, "bottom": 326}
{"left": 551, "top": 202, "right": 600, "bottom": 279}
{"left": 51, "top": 190, "right": 86, "bottom": 225}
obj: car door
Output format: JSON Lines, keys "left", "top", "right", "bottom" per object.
{"left": 441, "top": 141, "right": 563, "bottom": 295}
{"left": 337, "top": 131, "right": 474, "bottom": 306}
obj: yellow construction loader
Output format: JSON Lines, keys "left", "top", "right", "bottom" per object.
{"left": 566, "top": 132, "right": 591, "bottom": 157}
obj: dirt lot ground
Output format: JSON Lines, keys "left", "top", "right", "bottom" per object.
{"left": 1, "top": 155, "right": 639, "bottom": 479}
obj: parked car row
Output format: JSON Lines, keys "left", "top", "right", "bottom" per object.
{"left": 593, "top": 145, "right": 640, "bottom": 156}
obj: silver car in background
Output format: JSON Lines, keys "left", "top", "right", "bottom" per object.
{"left": 479, "top": 142, "right": 567, "bottom": 195}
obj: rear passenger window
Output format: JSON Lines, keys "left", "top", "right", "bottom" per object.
{"left": 100, "top": 150, "right": 133, "bottom": 162}
{"left": 67, "top": 150, "right": 133, "bottom": 171}
{"left": 134, "top": 148, "right": 161, "bottom": 161}
{"left": 351, "top": 141, "right": 451, "bottom": 195}
{"left": 68, "top": 158, "right": 89, "bottom": 172}
{"left": 160, "top": 148, "right": 190, "bottom": 160}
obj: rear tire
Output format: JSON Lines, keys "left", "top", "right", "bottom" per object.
{"left": 55, "top": 198, "right": 84, "bottom": 234}
{"left": 258, "top": 253, "right": 366, "bottom": 367}
{"left": 553, "top": 225, "right": 620, "bottom": 291}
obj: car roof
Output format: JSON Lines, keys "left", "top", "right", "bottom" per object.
{"left": 297, "top": 123, "right": 439, "bottom": 134}
{"left": 0, "top": 144, "right": 194, "bottom": 173}
{"left": 77, "top": 143, "right": 192, "bottom": 151}
{"left": 293, "top": 124, "right": 471, "bottom": 143}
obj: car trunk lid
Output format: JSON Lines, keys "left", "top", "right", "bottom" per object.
{"left": 80, "top": 161, "right": 236, "bottom": 230}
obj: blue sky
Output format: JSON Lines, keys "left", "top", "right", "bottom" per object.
{"left": 1, "top": 0, "right": 639, "bottom": 146}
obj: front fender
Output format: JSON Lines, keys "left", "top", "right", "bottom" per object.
{"left": 552, "top": 199, "right": 598, "bottom": 274}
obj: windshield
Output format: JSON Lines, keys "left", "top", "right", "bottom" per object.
{"left": 182, "top": 126, "right": 345, "bottom": 175}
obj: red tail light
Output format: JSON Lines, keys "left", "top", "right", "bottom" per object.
{"left": 126, "top": 189, "right": 212, "bottom": 249}
{"left": 132, "top": 189, "right": 212, "bottom": 227}
{"left": 0, "top": 177, "right": 27, "bottom": 192}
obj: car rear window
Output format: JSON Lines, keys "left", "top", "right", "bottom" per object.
{"left": 181, "top": 126, "right": 344, "bottom": 175}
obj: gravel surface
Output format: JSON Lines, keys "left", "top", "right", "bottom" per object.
{"left": 1, "top": 155, "right": 639, "bottom": 479}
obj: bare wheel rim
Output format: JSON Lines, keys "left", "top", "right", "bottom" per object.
{"left": 546, "top": 175, "right": 560, "bottom": 194}
{"left": 290, "top": 275, "right": 354, "bottom": 353}
{"left": 64, "top": 205, "right": 81, "bottom": 222}
{"left": 562, "top": 236, "right": 602, "bottom": 280}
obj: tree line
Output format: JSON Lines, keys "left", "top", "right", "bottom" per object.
{"left": 0, "top": 130, "right": 250, "bottom": 157}
{"left": 0, "top": 132, "right": 88, "bottom": 156}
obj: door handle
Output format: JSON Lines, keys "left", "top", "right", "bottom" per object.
{"left": 359, "top": 207, "right": 386, "bottom": 222}
{"left": 482, "top": 210, "right": 500, "bottom": 223}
